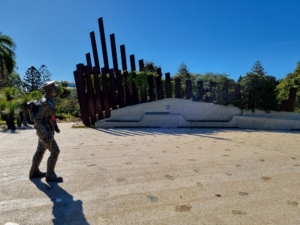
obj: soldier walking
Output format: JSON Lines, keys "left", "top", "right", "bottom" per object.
{"left": 29, "top": 81, "right": 63, "bottom": 182}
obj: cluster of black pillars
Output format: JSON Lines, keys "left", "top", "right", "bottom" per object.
{"left": 74, "top": 17, "right": 297, "bottom": 127}
{"left": 73, "top": 18, "right": 220, "bottom": 126}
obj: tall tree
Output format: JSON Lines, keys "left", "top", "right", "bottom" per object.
{"left": 174, "top": 62, "right": 191, "bottom": 80}
{"left": 235, "top": 61, "right": 279, "bottom": 113}
{"left": 39, "top": 64, "right": 52, "bottom": 84}
{"left": 0, "top": 31, "right": 16, "bottom": 82}
{"left": 251, "top": 60, "right": 266, "bottom": 76}
{"left": 23, "top": 66, "right": 42, "bottom": 92}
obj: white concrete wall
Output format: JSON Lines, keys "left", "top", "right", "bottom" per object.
{"left": 95, "top": 99, "right": 300, "bottom": 130}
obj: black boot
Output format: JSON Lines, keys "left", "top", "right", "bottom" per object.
{"left": 29, "top": 169, "right": 46, "bottom": 179}
{"left": 29, "top": 147, "right": 46, "bottom": 179}
{"left": 46, "top": 151, "right": 63, "bottom": 182}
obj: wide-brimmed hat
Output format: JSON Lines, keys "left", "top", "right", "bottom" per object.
{"left": 42, "top": 80, "right": 56, "bottom": 91}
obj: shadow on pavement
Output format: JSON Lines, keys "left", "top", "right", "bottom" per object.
{"left": 94, "top": 127, "right": 236, "bottom": 140}
{"left": 30, "top": 178, "right": 89, "bottom": 225}
{"left": 94, "top": 127, "right": 300, "bottom": 137}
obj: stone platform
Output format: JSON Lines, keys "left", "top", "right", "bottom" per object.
{"left": 95, "top": 99, "right": 300, "bottom": 130}
{"left": 1, "top": 123, "right": 300, "bottom": 224}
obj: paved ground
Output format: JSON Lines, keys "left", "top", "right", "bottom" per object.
{"left": 0, "top": 123, "right": 300, "bottom": 225}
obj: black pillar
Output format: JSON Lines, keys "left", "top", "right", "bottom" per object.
{"left": 75, "top": 64, "right": 89, "bottom": 126}
{"left": 165, "top": 73, "right": 172, "bottom": 98}
{"left": 120, "top": 44, "right": 127, "bottom": 71}
{"left": 186, "top": 80, "right": 192, "bottom": 99}
{"left": 101, "top": 67, "right": 110, "bottom": 118}
{"left": 175, "top": 78, "right": 181, "bottom": 98}
{"left": 98, "top": 17, "right": 109, "bottom": 70}
{"left": 139, "top": 59, "right": 144, "bottom": 71}
{"left": 110, "top": 34, "right": 119, "bottom": 72}
{"left": 130, "top": 54, "right": 136, "bottom": 71}
{"left": 90, "top": 31, "right": 101, "bottom": 69}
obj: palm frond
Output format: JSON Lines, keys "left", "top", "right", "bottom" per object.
{"left": 0, "top": 34, "right": 16, "bottom": 50}
{"left": 3, "top": 87, "right": 17, "bottom": 101}
{"left": 0, "top": 99, "right": 6, "bottom": 111}
{"left": 5, "top": 100, "right": 17, "bottom": 114}
{"left": 29, "top": 90, "right": 43, "bottom": 100}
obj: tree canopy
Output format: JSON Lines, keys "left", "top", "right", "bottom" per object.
{"left": 276, "top": 61, "right": 300, "bottom": 112}
{"left": 251, "top": 60, "right": 266, "bottom": 76}
{"left": 141, "top": 61, "right": 159, "bottom": 73}
{"left": 174, "top": 62, "right": 191, "bottom": 80}
{"left": 233, "top": 61, "right": 280, "bottom": 113}
{"left": 0, "top": 31, "right": 16, "bottom": 82}
{"left": 23, "top": 65, "right": 52, "bottom": 92}
{"left": 23, "top": 66, "right": 42, "bottom": 92}
{"left": 39, "top": 64, "right": 52, "bottom": 85}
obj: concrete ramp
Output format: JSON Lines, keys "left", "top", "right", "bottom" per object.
{"left": 95, "top": 99, "right": 300, "bottom": 130}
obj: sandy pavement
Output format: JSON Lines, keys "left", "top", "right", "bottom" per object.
{"left": 0, "top": 123, "right": 300, "bottom": 225}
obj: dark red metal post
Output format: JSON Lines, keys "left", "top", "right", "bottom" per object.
{"left": 197, "top": 81, "right": 204, "bottom": 101}
{"left": 186, "top": 80, "right": 192, "bottom": 99}
{"left": 281, "top": 100, "right": 288, "bottom": 111}
{"left": 116, "top": 70, "right": 124, "bottom": 108}
{"left": 132, "top": 72, "right": 139, "bottom": 104}
{"left": 210, "top": 81, "right": 216, "bottom": 103}
{"left": 74, "top": 64, "right": 89, "bottom": 126}
{"left": 156, "top": 68, "right": 163, "bottom": 100}
{"left": 90, "top": 31, "right": 101, "bottom": 69}
{"left": 84, "top": 65, "right": 96, "bottom": 125}
{"left": 85, "top": 53, "right": 93, "bottom": 69}
{"left": 175, "top": 78, "right": 181, "bottom": 98}
{"left": 109, "top": 68, "right": 117, "bottom": 110}
{"left": 92, "top": 67, "right": 103, "bottom": 120}
{"left": 165, "top": 73, "right": 172, "bottom": 98}
{"left": 123, "top": 71, "right": 131, "bottom": 106}
{"left": 101, "top": 67, "right": 110, "bottom": 118}
{"left": 130, "top": 54, "right": 136, "bottom": 71}
{"left": 120, "top": 45, "right": 127, "bottom": 71}
{"left": 136, "top": 56, "right": 147, "bottom": 102}
{"left": 287, "top": 88, "right": 297, "bottom": 112}
{"left": 139, "top": 59, "right": 144, "bottom": 71}
{"left": 98, "top": 18, "right": 109, "bottom": 70}
{"left": 148, "top": 75, "right": 155, "bottom": 101}
{"left": 110, "top": 34, "right": 119, "bottom": 72}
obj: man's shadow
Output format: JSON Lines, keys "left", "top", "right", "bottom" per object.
{"left": 30, "top": 178, "right": 90, "bottom": 225}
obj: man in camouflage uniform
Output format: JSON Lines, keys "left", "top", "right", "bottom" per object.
{"left": 29, "top": 81, "right": 63, "bottom": 182}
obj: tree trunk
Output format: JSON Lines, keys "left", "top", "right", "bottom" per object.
{"left": 17, "top": 115, "right": 22, "bottom": 127}
{"left": 6, "top": 114, "right": 16, "bottom": 130}
{"left": 22, "top": 112, "right": 28, "bottom": 126}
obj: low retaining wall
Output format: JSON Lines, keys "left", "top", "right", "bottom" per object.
{"left": 95, "top": 99, "right": 300, "bottom": 130}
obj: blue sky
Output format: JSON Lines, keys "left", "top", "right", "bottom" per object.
{"left": 1, "top": 0, "right": 300, "bottom": 82}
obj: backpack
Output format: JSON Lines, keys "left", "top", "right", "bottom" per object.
{"left": 27, "top": 100, "right": 40, "bottom": 122}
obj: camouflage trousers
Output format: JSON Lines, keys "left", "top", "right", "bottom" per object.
{"left": 30, "top": 137, "right": 60, "bottom": 178}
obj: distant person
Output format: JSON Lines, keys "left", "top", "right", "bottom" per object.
{"left": 29, "top": 81, "right": 63, "bottom": 182}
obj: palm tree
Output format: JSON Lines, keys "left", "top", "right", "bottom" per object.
{"left": 17, "top": 91, "right": 31, "bottom": 126}
{"left": 0, "top": 71, "right": 23, "bottom": 90}
{"left": 0, "top": 31, "right": 16, "bottom": 82}
{"left": 17, "top": 89, "right": 43, "bottom": 126}
{"left": 0, "top": 87, "right": 17, "bottom": 130}
{"left": 0, "top": 86, "right": 44, "bottom": 129}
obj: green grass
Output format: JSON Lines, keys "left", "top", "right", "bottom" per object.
{"left": 0, "top": 120, "right": 7, "bottom": 125}
{"left": 0, "top": 120, "right": 20, "bottom": 126}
